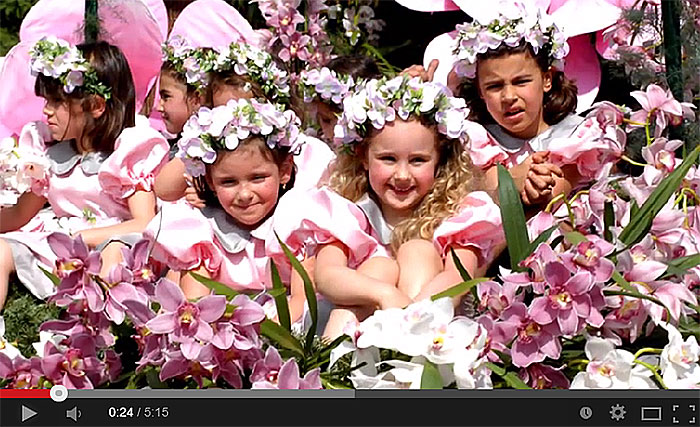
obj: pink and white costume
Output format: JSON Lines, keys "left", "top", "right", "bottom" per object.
{"left": 1, "top": 121, "right": 169, "bottom": 299}
{"left": 147, "top": 193, "right": 295, "bottom": 292}
{"left": 467, "top": 114, "right": 624, "bottom": 181}
{"left": 292, "top": 134, "right": 335, "bottom": 191}
{"left": 270, "top": 186, "right": 504, "bottom": 270}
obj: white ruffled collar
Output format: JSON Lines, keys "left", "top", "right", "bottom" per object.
{"left": 355, "top": 193, "right": 393, "bottom": 245}
{"left": 485, "top": 114, "right": 584, "bottom": 153}
{"left": 46, "top": 140, "right": 108, "bottom": 176}
{"left": 201, "top": 206, "right": 273, "bottom": 254}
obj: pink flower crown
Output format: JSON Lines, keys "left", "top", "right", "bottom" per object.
{"left": 177, "top": 98, "right": 302, "bottom": 177}
{"left": 298, "top": 67, "right": 355, "bottom": 107}
{"left": 161, "top": 36, "right": 216, "bottom": 92}
{"left": 29, "top": 36, "right": 111, "bottom": 99}
{"left": 334, "top": 75, "right": 472, "bottom": 148}
{"left": 452, "top": 2, "right": 569, "bottom": 78}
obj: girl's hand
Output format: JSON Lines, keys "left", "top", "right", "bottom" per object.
{"left": 521, "top": 152, "right": 564, "bottom": 205}
{"left": 184, "top": 186, "right": 205, "bottom": 209}
{"left": 400, "top": 59, "right": 439, "bottom": 83}
{"left": 374, "top": 284, "right": 412, "bottom": 310}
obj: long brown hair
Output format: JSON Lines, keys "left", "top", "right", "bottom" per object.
{"left": 35, "top": 41, "right": 136, "bottom": 152}
{"left": 327, "top": 117, "right": 485, "bottom": 253}
{"left": 459, "top": 41, "right": 578, "bottom": 126}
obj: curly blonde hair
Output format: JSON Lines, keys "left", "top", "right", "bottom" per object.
{"left": 327, "top": 117, "right": 487, "bottom": 253}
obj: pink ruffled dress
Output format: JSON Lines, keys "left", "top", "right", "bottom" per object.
{"left": 467, "top": 114, "right": 624, "bottom": 181}
{"left": 146, "top": 200, "right": 282, "bottom": 292}
{"left": 1, "top": 121, "right": 169, "bottom": 299}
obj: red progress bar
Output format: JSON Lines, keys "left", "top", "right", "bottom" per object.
{"left": 0, "top": 389, "right": 51, "bottom": 398}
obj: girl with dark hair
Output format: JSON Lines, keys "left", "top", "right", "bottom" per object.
{"left": 0, "top": 38, "right": 169, "bottom": 310}
{"left": 450, "top": 3, "right": 623, "bottom": 207}
{"left": 145, "top": 99, "right": 304, "bottom": 315}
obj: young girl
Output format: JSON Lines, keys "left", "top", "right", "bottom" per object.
{"left": 450, "top": 5, "right": 624, "bottom": 207}
{"left": 0, "top": 37, "right": 169, "bottom": 309}
{"left": 146, "top": 99, "right": 303, "bottom": 306}
{"left": 273, "top": 76, "right": 505, "bottom": 338}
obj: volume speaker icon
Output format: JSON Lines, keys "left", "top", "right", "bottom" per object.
{"left": 66, "top": 406, "right": 82, "bottom": 423}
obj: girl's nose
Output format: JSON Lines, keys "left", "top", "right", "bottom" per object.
{"left": 393, "top": 164, "right": 411, "bottom": 182}
{"left": 155, "top": 99, "right": 165, "bottom": 113}
{"left": 236, "top": 186, "right": 254, "bottom": 203}
{"left": 502, "top": 85, "right": 517, "bottom": 102}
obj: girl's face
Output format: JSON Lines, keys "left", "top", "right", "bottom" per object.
{"left": 42, "top": 97, "right": 87, "bottom": 142}
{"left": 211, "top": 85, "right": 253, "bottom": 107}
{"left": 315, "top": 101, "right": 339, "bottom": 144}
{"left": 363, "top": 119, "right": 439, "bottom": 225}
{"left": 157, "top": 72, "right": 200, "bottom": 134}
{"left": 207, "top": 145, "right": 293, "bottom": 228}
{"left": 477, "top": 52, "right": 552, "bottom": 139}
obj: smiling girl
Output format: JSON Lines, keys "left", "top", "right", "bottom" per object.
{"left": 273, "top": 76, "right": 505, "bottom": 338}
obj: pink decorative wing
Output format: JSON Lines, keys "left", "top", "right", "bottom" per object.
{"left": 423, "top": 31, "right": 459, "bottom": 87}
{"left": 19, "top": 0, "right": 84, "bottom": 44}
{"left": 395, "top": 0, "right": 460, "bottom": 12}
{"left": 169, "top": 0, "right": 258, "bottom": 47}
{"left": 548, "top": 0, "right": 621, "bottom": 37}
{"left": 564, "top": 35, "right": 601, "bottom": 112}
{"left": 142, "top": 0, "right": 169, "bottom": 40}
{"left": 0, "top": 43, "right": 46, "bottom": 136}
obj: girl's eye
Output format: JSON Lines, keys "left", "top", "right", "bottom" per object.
{"left": 252, "top": 175, "right": 267, "bottom": 182}
{"left": 379, "top": 156, "right": 396, "bottom": 162}
{"left": 220, "top": 179, "right": 237, "bottom": 186}
{"left": 485, "top": 84, "right": 502, "bottom": 91}
{"left": 410, "top": 158, "right": 428, "bottom": 165}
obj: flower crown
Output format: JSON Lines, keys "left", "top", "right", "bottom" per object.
{"left": 177, "top": 99, "right": 302, "bottom": 177}
{"left": 29, "top": 36, "right": 111, "bottom": 99}
{"left": 452, "top": 3, "right": 569, "bottom": 78}
{"left": 161, "top": 36, "right": 216, "bottom": 92}
{"left": 212, "top": 42, "right": 290, "bottom": 103}
{"left": 298, "top": 67, "right": 354, "bottom": 106}
{"left": 334, "top": 75, "right": 472, "bottom": 147}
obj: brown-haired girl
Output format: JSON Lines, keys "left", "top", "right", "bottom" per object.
{"left": 0, "top": 38, "right": 169, "bottom": 309}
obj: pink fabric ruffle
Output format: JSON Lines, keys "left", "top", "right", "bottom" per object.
{"left": 98, "top": 125, "right": 169, "bottom": 199}
{"left": 269, "top": 187, "right": 388, "bottom": 269}
{"left": 433, "top": 191, "right": 505, "bottom": 266}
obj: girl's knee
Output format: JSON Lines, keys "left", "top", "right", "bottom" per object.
{"left": 396, "top": 239, "right": 440, "bottom": 260}
{"left": 0, "top": 239, "right": 15, "bottom": 271}
{"left": 358, "top": 256, "right": 399, "bottom": 284}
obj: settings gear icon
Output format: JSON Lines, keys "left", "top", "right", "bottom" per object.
{"left": 610, "top": 404, "right": 626, "bottom": 421}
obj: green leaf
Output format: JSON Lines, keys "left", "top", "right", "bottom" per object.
{"left": 189, "top": 272, "right": 239, "bottom": 300}
{"left": 549, "top": 235, "right": 565, "bottom": 250}
{"left": 430, "top": 278, "right": 490, "bottom": 301}
{"left": 662, "top": 254, "right": 700, "bottom": 279}
{"left": 497, "top": 164, "right": 530, "bottom": 270}
{"left": 260, "top": 319, "right": 304, "bottom": 357}
{"left": 564, "top": 231, "right": 588, "bottom": 245}
{"left": 449, "top": 247, "right": 472, "bottom": 282}
{"left": 524, "top": 224, "right": 559, "bottom": 256}
{"left": 618, "top": 145, "right": 700, "bottom": 246}
{"left": 269, "top": 260, "right": 291, "bottom": 331}
{"left": 275, "top": 233, "right": 317, "bottom": 354}
{"left": 38, "top": 265, "right": 60, "bottom": 287}
{"left": 420, "top": 360, "right": 443, "bottom": 389}
{"left": 145, "top": 368, "right": 167, "bottom": 389}
{"left": 603, "top": 289, "right": 671, "bottom": 317}
{"left": 603, "top": 201, "right": 615, "bottom": 242}
{"left": 485, "top": 362, "right": 531, "bottom": 389}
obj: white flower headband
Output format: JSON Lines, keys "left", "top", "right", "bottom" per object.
{"left": 29, "top": 36, "right": 111, "bottom": 99}
{"left": 177, "top": 98, "right": 302, "bottom": 177}
{"left": 212, "top": 42, "right": 290, "bottom": 103}
{"left": 298, "top": 67, "right": 354, "bottom": 107}
{"left": 334, "top": 75, "right": 472, "bottom": 147}
{"left": 161, "top": 36, "right": 215, "bottom": 92}
{"left": 452, "top": 3, "right": 569, "bottom": 78}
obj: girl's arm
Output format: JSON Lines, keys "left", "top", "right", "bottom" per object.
{"left": 0, "top": 192, "right": 47, "bottom": 232}
{"left": 154, "top": 158, "right": 188, "bottom": 202}
{"left": 315, "top": 242, "right": 410, "bottom": 310}
{"left": 76, "top": 190, "right": 156, "bottom": 248}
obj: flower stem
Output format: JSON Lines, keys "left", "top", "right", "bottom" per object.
{"left": 633, "top": 347, "right": 662, "bottom": 359}
{"left": 545, "top": 193, "right": 566, "bottom": 213}
{"left": 621, "top": 155, "right": 649, "bottom": 168}
{"left": 633, "top": 359, "right": 667, "bottom": 389}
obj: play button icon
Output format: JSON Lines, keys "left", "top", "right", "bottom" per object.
{"left": 21, "top": 405, "right": 38, "bottom": 422}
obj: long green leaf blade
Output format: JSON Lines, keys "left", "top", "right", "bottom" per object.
{"left": 275, "top": 233, "right": 317, "bottom": 353}
{"left": 497, "top": 164, "right": 529, "bottom": 270}
{"left": 619, "top": 145, "right": 700, "bottom": 246}
{"left": 269, "top": 260, "right": 291, "bottom": 331}
{"left": 662, "top": 254, "right": 700, "bottom": 279}
{"left": 259, "top": 319, "right": 304, "bottom": 357}
{"left": 485, "top": 362, "right": 531, "bottom": 389}
{"left": 449, "top": 247, "right": 472, "bottom": 281}
{"left": 39, "top": 266, "right": 61, "bottom": 287}
{"left": 430, "top": 278, "right": 490, "bottom": 301}
{"left": 603, "top": 201, "right": 615, "bottom": 242}
{"left": 420, "top": 361, "right": 443, "bottom": 389}
{"left": 189, "top": 272, "right": 239, "bottom": 300}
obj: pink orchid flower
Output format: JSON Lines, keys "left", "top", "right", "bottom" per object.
{"left": 629, "top": 84, "right": 696, "bottom": 137}
{"left": 530, "top": 262, "right": 605, "bottom": 336}
{"left": 491, "top": 302, "right": 562, "bottom": 368}
{"left": 41, "top": 335, "right": 105, "bottom": 389}
{"left": 0, "top": 354, "right": 44, "bottom": 389}
{"left": 519, "top": 363, "right": 570, "bottom": 389}
{"left": 251, "top": 347, "right": 321, "bottom": 389}
{"left": 560, "top": 237, "right": 616, "bottom": 283}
